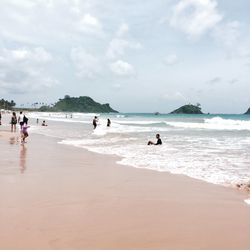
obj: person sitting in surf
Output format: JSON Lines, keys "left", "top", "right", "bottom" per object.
{"left": 148, "top": 134, "right": 162, "bottom": 145}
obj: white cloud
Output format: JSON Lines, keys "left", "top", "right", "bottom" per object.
{"left": 71, "top": 47, "right": 100, "bottom": 78}
{"left": 10, "top": 47, "right": 52, "bottom": 62}
{"left": 213, "top": 21, "right": 241, "bottom": 48}
{"left": 163, "top": 91, "right": 187, "bottom": 101}
{"left": 116, "top": 23, "right": 129, "bottom": 37}
{"left": 206, "top": 77, "right": 221, "bottom": 85}
{"left": 106, "top": 23, "right": 142, "bottom": 59}
{"left": 106, "top": 38, "right": 142, "bottom": 59}
{"left": 163, "top": 54, "right": 179, "bottom": 65}
{"left": 0, "top": 47, "right": 57, "bottom": 94}
{"left": 78, "top": 13, "right": 103, "bottom": 34}
{"left": 110, "top": 60, "right": 135, "bottom": 76}
{"left": 0, "top": 0, "right": 103, "bottom": 46}
{"left": 170, "top": 0, "right": 223, "bottom": 38}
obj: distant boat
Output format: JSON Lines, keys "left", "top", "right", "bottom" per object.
{"left": 154, "top": 112, "right": 160, "bottom": 115}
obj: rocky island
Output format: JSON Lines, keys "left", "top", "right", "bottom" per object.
{"left": 244, "top": 108, "right": 250, "bottom": 114}
{"left": 170, "top": 104, "right": 203, "bottom": 114}
{"left": 39, "top": 96, "right": 118, "bottom": 113}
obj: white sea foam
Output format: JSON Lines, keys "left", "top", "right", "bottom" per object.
{"left": 59, "top": 135, "right": 250, "bottom": 187}
{"left": 116, "top": 120, "right": 164, "bottom": 125}
{"left": 244, "top": 199, "right": 250, "bottom": 205}
{"left": 28, "top": 111, "right": 250, "bottom": 189}
{"left": 166, "top": 117, "right": 250, "bottom": 131}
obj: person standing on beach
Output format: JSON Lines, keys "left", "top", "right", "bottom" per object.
{"left": 10, "top": 112, "right": 17, "bottom": 132}
{"left": 148, "top": 134, "right": 162, "bottom": 145}
{"left": 93, "top": 116, "right": 98, "bottom": 129}
{"left": 18, "top": 111, "right": 24, "bottom": 129}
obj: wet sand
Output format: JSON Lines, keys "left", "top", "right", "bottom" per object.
{"left": 0, "top": 131, "right": 250, "bottom": 250}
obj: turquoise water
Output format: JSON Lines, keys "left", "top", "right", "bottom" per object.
{"left": 27, "top": 112, "right": 250, "bottom": 187}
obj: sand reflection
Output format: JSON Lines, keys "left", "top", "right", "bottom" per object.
{"left": 9, "top": 136, "right": 19, "bottom": 145}
{"left": 20, "top": 144, "right": 27, "bottom": 173}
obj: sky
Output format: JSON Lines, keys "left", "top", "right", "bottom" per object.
{"left": 0, "top": 0, "right": 250, "bottom": 113}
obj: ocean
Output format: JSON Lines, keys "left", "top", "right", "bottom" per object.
{"left": 27, "top": 112, "right": 250, "bottom": 188}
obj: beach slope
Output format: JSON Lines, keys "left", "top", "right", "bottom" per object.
{"left": 0, "top": 133, "right": 249, "bottom": 250}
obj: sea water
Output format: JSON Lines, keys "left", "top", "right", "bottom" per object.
{"left": 28, "top": 112, "right": 250, "bottom": 187}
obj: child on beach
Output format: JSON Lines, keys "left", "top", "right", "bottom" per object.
{"left": 21, "top": 123, "right": 30, "bottom": 143}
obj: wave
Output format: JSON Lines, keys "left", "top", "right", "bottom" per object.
{"left": 59, "top": 137, "right": 250, "bottom": 188}
{"left": 115, "top": 120, "right": 165, "bottom": 126}
{"left": 166, "top": 117, "right": 250, "bottom": 131}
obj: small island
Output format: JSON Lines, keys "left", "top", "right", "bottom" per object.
{"left": 244, "top": 108, "right": 250, "bottom": 115}
{"left": 39, "top": 96, "right": 118, "bottom": 113}
{"left": 170, "top": 104, "right": 203, "bottom": 114}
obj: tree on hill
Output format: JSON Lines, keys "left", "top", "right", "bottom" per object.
{"left": 244, "top": 107, "right": 250, "bottom": 115}
{"left": 170, "top": 104, "right": 203, "bottom": 114}
{"left": 39, "top": 96, "right": 118, "bottom": 113}
{"left": 0, "top": 98, "right": 16, "bottom": 110}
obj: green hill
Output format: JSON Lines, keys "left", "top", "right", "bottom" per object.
{"left": 39, "top": 96, "right": 118, "bottom": 113}
{"left": 170, "top": 104, "right": 203, "bottom": 114}
{"left": 244, "top": 108, "right": 250, "bottom": 114}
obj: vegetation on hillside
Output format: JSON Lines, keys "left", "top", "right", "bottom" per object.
{"left": 244, "top": 108, "right": 250, "bottom": 114}
{"left": 170, "top": 104, "right": 203, "bottom": 114}
{"left": 39, "top": 95, "right": 118, "bottom": 113}
{"left": 0, "top": 98, "right": 16, "bottom": 110}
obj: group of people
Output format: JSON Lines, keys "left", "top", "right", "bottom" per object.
{"left": 9, "top": 111, "right": 30, "bottom": 143}
{"left": 2, "top": 112, "right": 162, "bottom": 146}
{"left": 92, "top": 116, "right": 111, "bottom": 129}
{"left": 92, "top": 116, "right": 162, "bottom": 146}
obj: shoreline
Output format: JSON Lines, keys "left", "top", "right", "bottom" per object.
{"left": 1, "top": 128, "right": 250, "bottom": 196}
{"left": 0, "top": 131, "right": 250, "bottom": 249}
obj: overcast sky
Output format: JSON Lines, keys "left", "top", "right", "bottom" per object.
{"left": 0, "top": 0, "right": 250, "bottom": 113}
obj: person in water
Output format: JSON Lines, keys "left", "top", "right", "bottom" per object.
{"left": 42, "top": 120, "right": 48, "bottom": 126}
{"left": 148, "top": 134, "right": 162, "bottom": 145}
{"left": 107, "top": 118, "right": 111, "bottom": 127}
{"left": 92, "top": 116, "right": 98, "bottom": 129}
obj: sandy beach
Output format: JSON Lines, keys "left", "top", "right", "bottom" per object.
{"left": 0, "top": 130, "right": 250, "bottom": 250}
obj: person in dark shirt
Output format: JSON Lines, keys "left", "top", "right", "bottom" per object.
{"left": 148, "top": 134, "right": 162, "bottom": 145}
{"left": 107, "top": 118, "right": 111, "bottom": 127}
{"left": 92, "top": 116, "right": 98, "bottom": 129}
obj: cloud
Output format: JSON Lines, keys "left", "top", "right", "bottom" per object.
{"left": 77, "top": 13, "right": 103, "bottom": 35}
{"left": 163, "top": 54, "right": 179, "bottom": 65}
{"left": 106, "top": 38, "right": 142, "bottom": 59}
{"left": 106, "top": 23, "right": 142, "bottom": 59}
{"left": 0, "top": 0, "right": 103, "bottom": 46}
{"left": 116, "top": 23, "right": 129, "bottom": 37}
{"left": 207, "top": 77, "right": 221, "bottom": 85}
{"left": 70, "top": 47, "right": 100, "bottom": 78}
{"left": 213, "top": 21, "right": 241, "bottom": 48}
{"left": 163, "top": 91, "right": 187, "bottom": 101}
{"left": 0, "top": 47, "right": 57, "bottom": 94}
{"left": 228, "top": 78, "right": 238, "bottom": 85}
{"left": 110, "top": 60, "right": 135, "bottom": 76}
{"left": 170, "top": 0, "right": 223, "bottom": 38}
